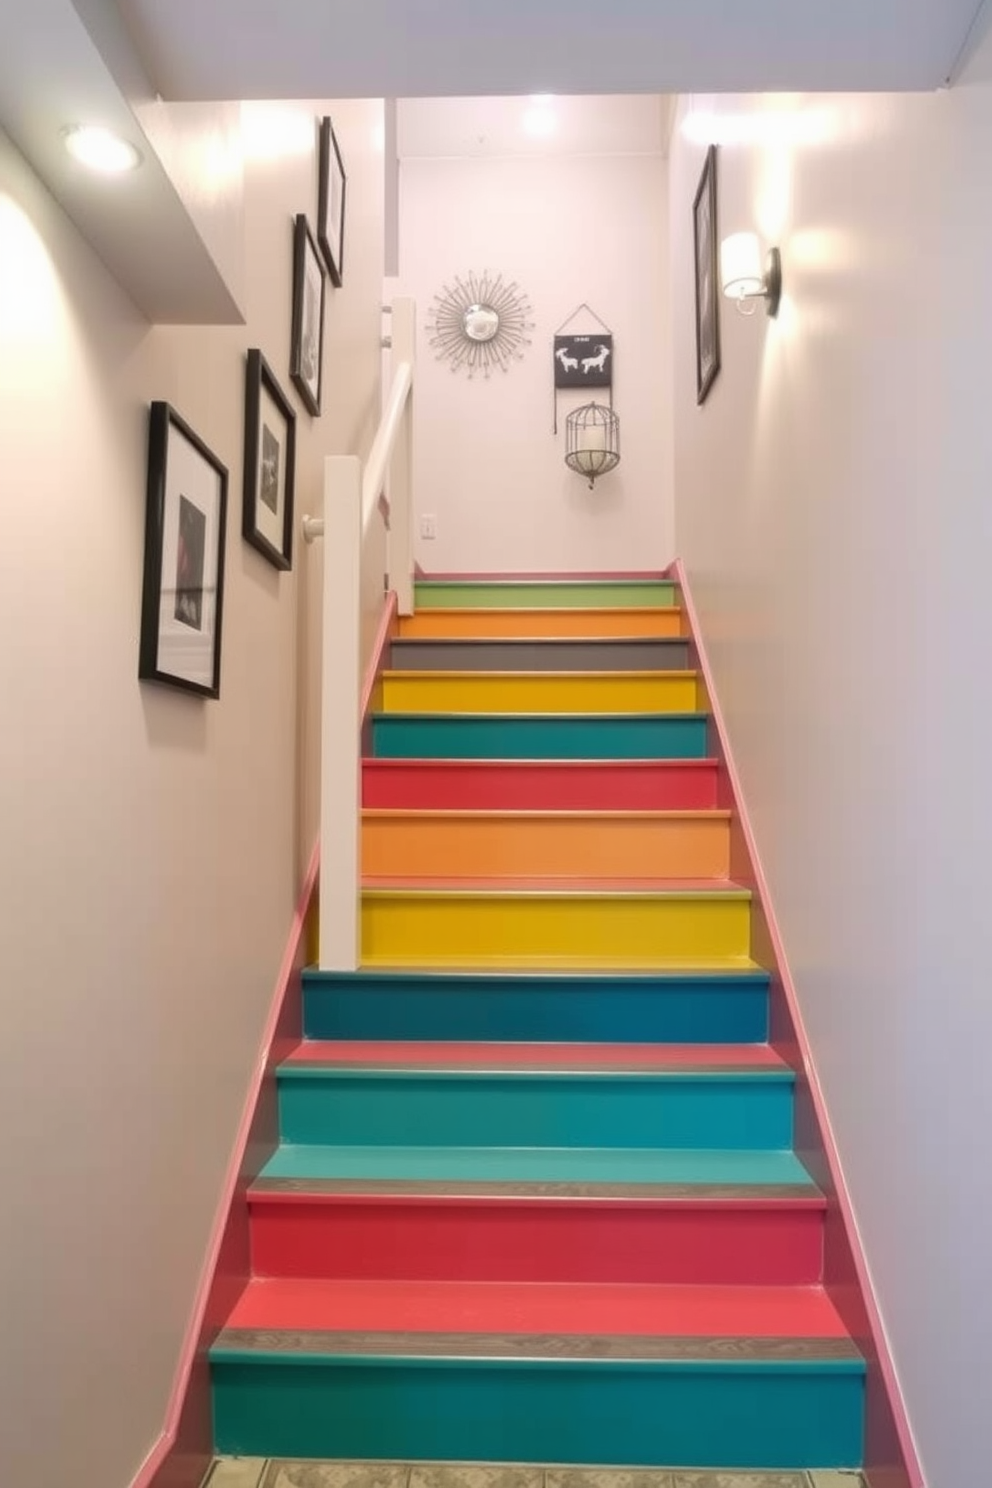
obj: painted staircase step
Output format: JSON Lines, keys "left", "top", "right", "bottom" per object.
{"left": 247, "top": 1180, "right": 826, "bottom": 1286}
{"left": 258, "top": 1144, "right": 816, "bottom": 1191}
{"left": 360, "top": 882, "right": 752, "bottom": 968}
{"left": 388, "top": 637, "right": 692, "bottom": 672}
{"left": 210, "top": 1280, "right": 863, "bottom": 1465}
{"left": 370, "top": 712, "right": 709, "bottom": 760}
{"left": 413, "top": 579, "right": 678, "bottom": 610}
{"left": 274, "top": 1045, "right": 793, "bottom": 1149}
{"left": 361, "top": 809, "right": 731, "bottom": 880}
{"left": 397, "top": 607, "right": 685, "bottom": 640}
{"left": 302, "top": 968, "right": 770, "bottom": 1044}
{"left": 379, "top": 670, "right": 701, "bottom": 716}
{"left": 220, "top": 1277, "right": 853, "bottom": 1340}
{"left": 282, "top": 1040, "right": 785, "bottom": 1072}
{"left": 361, "top": 759, "right": 721, "bottom": 812}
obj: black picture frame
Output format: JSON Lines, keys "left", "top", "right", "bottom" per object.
{"left": 553, "top": 334, "right": 614, "bottom": 390}
{"left": 290, "top": 213, "right": 326, "bottom": 417}
{"left": 139, "top": 402, "right": 228, "bottom": 699}
{"left": 317, "top": 115, "right": 346, "bottom": 288}
{"left": 692, "top": 144, "right": 721, "bottom": 406}
{"left": 243, "top": 349, "right": 296, "bottom": 570}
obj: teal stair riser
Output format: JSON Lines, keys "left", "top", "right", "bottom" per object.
{"left": 413, "top": 580, "right": 677, "bottom": 610}
{"left": 302, "top": 972, "right": 770, "bottom": 1045}
{"left": 276, "top": 1072, "right": 794, "bottom": 1150}
{"left": 211, "top": 1358, "right": 864, "bottom": 1467}
{"left": 371, "top": 714, "right": 709, "bottom": 760}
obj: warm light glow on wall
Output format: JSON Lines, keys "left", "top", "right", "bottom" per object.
{"left": 522, "top": 95, "right": 557, "bottom": 138}
{"left": 681, "top": 104, "right": 834, "bottom": 151}
{"left": 0, "top": 196, "right": 64, "bottom": 348}
{"left": 240, "top": 104, "right": 314, "bottom": 162}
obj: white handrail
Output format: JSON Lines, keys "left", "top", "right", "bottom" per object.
{"left": 306, "top": 296, "right": 416, "bottom": 970}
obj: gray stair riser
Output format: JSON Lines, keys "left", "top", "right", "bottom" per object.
{"left": 388, "top": 638, "right": 691, "bottom": 672}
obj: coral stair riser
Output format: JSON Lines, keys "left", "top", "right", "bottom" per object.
{"left": 379, "top": 670, "right": 702, "bottom": 715}
{"left": 388, "top": 638, "right": 692, "bottom": 672}
{"left": 301, "top": 969, "right": 771, "bottom": 1045}
{"left": 397, "top": 607, "right": 685, "bottom": 639}
{"left": 359, "top": 885, "right": 752, "bottom": 968}
{"left": 370, "top": 712, "right": 709, "bottom": 760}
{"left": 248, "top": 1190, "right": 827, "bottom": 1286}
{"left": 361, "top": 810, "right": 731, "bottom": 881}
{"left": 361, "top": 760, "right": 722, "bottom": 813}
{"left": 412, "top": 579, "right": 677, "bottom": 610}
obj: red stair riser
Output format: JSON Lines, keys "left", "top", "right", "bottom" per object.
{"left": 361, "top": 759, "right": 719, "bottom": 812}
{"left": 249, "top": 1196, "right": 824, "bottom": 1287}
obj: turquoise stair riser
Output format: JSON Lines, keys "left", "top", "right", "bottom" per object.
{"left": 211, "top": 1357, "right": 864, "bottom": 1468}
{"left": 388, "top": 639, "right": 692, "bottom": 672}
{"left": 370, "top": 713, "right": 709, "bottom": 761}
{"left": 302, "top": 972, "right": 770, "bottom": 1045}
{"left": 276, "top": 1070, "right": 795, "bottom": 1150}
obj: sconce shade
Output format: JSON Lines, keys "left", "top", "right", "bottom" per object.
{"left": 720, "top": 232, "right": 765, "bottom": 300}
{"left": 720, "top": 232, "right": 782, "bottom": 317}
{"left": 565, "top": 402, "right": 620, "bottom": 489}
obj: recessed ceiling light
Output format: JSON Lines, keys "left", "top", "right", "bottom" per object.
{"left": 63, "top": 125, "right": 143, "bottom": 175}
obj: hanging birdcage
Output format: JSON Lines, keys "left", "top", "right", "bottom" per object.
{"left": 564, "top": 402, "right": 621, "bottom": 489}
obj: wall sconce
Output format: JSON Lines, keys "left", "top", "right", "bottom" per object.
{"left": 565, "top": 402, "right": 620, "bottom": 489}
{"left": 720, "top": 232, "right": 782, "bottom": 317}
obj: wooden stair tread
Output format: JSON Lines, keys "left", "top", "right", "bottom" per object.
{"left": 280, "top": 1040, "right": 787, "bottom": 1074}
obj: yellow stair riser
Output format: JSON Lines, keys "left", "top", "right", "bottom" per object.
{"left": 362, "top": 812, "right": 732, "bottom": 880}
{"left": 360, "top": 892, "right": 751, "bottom": 966}
{"left": 396, "top": 609, "right": 687, "bottom": 640}
{"left": 380, "top": 671, "right": 701, "bottom": 716}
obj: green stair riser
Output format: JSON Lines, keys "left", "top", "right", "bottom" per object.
{"left": 276, "top": 1070, "right": 794, "bottom": 1150}
{"left": 413, "top": 580, "right": 677, "bottom": 610}
{"left": 211, "top": 1356, "right": 864, "bottom": 1468}
{"left": 370, "top": 713, "right": 709, "bottom": 761}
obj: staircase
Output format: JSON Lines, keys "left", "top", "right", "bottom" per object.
{"left": 209, "top": 574, "right": 865, "bottom": 1471}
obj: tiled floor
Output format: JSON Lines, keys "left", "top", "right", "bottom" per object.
{"left": 203, "top": 1461, "right": 866, "bottom": 1488}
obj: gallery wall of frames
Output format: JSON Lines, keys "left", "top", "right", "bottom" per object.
{"left": 138, "top": 115, "right": 347, "bottom": 699}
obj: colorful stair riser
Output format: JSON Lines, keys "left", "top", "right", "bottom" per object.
{"left": 362, "top": 810, "right": 731, "bottom": 879}
{"left": 397, "top": 607, "right": 686, "bottom": 638}
{"left": 208, "top": 579, "right": 865, "bottom": 1475}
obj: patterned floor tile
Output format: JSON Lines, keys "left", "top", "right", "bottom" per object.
{"left": 262, "top": 1465, "right": 409, "bottom": 1488}
{"left": 548, "top": 1470, "right": 676, "bottom": 1488}
{"left": 410, "top": 1466, "right": 543, "bottom": 1488}
{"left": 670, "top": 1475, "right": 809, "bottom": 1488}
{"left": 205, "top": 1462, "right": 268, "bottom": 1488}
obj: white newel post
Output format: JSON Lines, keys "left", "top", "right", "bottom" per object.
{"left": 318, "top": 455, "right": 363, "bottom": 971}
{"left": 388, "top": 297, "right": 416, "bottom": 616}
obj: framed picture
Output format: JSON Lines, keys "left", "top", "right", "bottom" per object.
{"left": 553, "top": 334, "right": 613, "bottom": 389}
{"left": 290, "top": 213, "right": 326, "bottom": 417}
{"left": 692, "top": 144, "right": 721, "bottom": 405}
{"left": 139, "top": 402, "right": 228, "bottom": 698}
{"left": 317, "top": 115, "right": 346, "bottom": 288}
{"left": 243, "top": 349, "right": 296, "bottom": 570}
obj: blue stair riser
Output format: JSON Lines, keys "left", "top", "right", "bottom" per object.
{"left": 276, "top": 1070, "right": 794, "bottom": 1150}
{"left": 302, "top": 972, "right": 770, "bottom": 1045}
{"left": 211, "top": 1356, "right": 865, "bottom": 1468}
{"left": 370, "top": 713, "right": 709, "bottom": 760}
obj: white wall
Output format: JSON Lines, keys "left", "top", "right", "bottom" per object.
{"left": 0, "top": 98, "right": 383, "bottom": 1488}
{"left": 669, "top": 34, "right": 992, "bottom": 1488}
{"left": 397, "top": 96, "right": 673, "bottom": 573}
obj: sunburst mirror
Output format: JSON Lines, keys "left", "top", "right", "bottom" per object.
{"left": 427, "top": 271, "right": 535, "bottom": 379}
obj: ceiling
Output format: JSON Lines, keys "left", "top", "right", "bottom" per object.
{"left": 113, "top": 0, "right": 985, "bottom": 98}
{"left": 0, "top": 0, "right": 987, "bottom": 324}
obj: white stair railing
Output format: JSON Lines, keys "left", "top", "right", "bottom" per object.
{"left": 303, "top": 296, "right": 416, "bottom": 970}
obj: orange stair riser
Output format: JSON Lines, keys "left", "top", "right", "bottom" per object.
{"left": 362, "top": 814, "right": 731, "bottom": 880}
{"left": 397, "top": 609, "right": 686, "bottom": 640}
